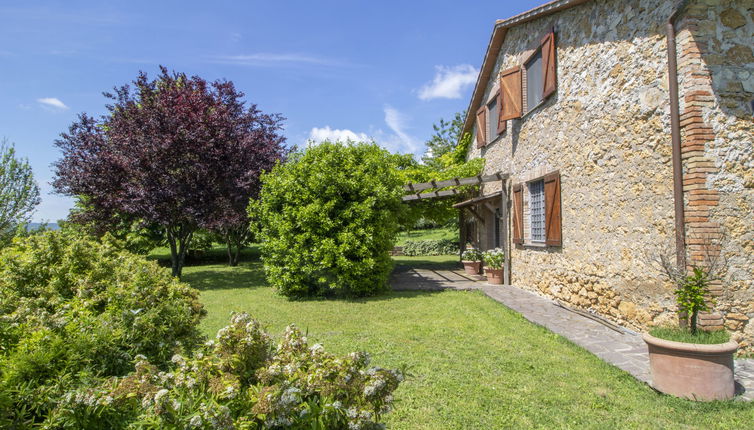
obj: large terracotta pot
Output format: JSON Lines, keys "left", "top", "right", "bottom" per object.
{"left": 462, "top": 261, "right": 481, "bottom": 275}
{"left": 643, "top": 333, "right": 738, "bottom": 401}
{"left": 484, "top": 267, "right": 504, "bottom": 285}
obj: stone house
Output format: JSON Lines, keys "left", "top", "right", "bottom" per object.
{"left": 459, "top": 0, "right": 753, "bottom": 351}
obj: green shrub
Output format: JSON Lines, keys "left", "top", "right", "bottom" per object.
{"left": 402, "top": 239, "right": 458, "bottom": 256}
{"left": 252, "top": 141, "right": 406, "bottom": 298}
{"left": 49, "top": 313, "right": 403, "bottom": 429}
{"left": 0, "top": 231, "right": 205, "bottom": 426}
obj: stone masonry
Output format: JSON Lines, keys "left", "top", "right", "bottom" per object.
{"left": 464, "top": 0, "right": 754, "bottom": 353}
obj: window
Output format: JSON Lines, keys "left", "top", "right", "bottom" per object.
{"left": 487, "top": 96, "right": 499, "bottom": 141}
{"left": 513, "top": 172, "right": 561, "bottom": 247}
{"left": 525, "top": 50, "right": 544, "bottom": 111}
{"left": 477, "top": 91, "right": 506, "bottom": 148}
{"left": 528, "top": 179, "right": 545, "bottom": 242}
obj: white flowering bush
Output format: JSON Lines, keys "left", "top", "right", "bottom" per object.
{"left": 0, "top": 231, "right": 205, "bottom": 427}
{"left": 482, "top": 248, "right": 505, "bottom": 269}
{"left": 48, "top": 313, "right": 403, "bottom": 429}
{"left": 461, "top": 246, "right": 482, "bottom": 262}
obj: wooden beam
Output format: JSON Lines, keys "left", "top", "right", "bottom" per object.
{"left": 459, "top": 210, "right": 465, "bottom": 262}
{"left": 402, "top": 172, "right": 508, "bottom": 193}
{"left": 452, "top": 191, "right": 503, "bottom": 208}
{"left": 501, "top": 179, "right": 510, "bottom": 286}
{"left": 401, "top": 188, "right": 462, "bottom": 201}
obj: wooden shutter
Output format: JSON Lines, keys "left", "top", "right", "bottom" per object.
{"left": 512, "top": 183, "right": 523, "bottom": 244}
{"left": 475, "top": 106, "right": 487, "bottom": 148}
{"left": 500, "top": 66, "right": 522, "bottom": 120}
{"left": 544, "top": 171, "right": 562, "bottom": 246}
{"left": 541, "top": 31, "right": 557, "bottom": 99}
{"left": 496, "top": 90, "right": 507, "bottom": 134}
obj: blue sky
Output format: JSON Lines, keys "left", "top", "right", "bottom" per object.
{"left": 0, "top": 0, "right": 543, "bottom": 222}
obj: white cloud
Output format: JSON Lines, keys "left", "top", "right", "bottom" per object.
{"left": 382, "top": 105, "right": 420, "bottom": 155}
{"left": 307, "top": 126, "right": 371, "bottom": 145}
{"left": 418, "top": 64, "right": 478, "bottom": 100}
{"left": 305, "top": 106, "right": 421, "bottom": 156}
{"left": 36, "top": 97, "right": 69, "bottom": 110}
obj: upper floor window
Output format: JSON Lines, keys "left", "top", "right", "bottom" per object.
{"left": 499, "top": 30, "right": 557, "bottom": 120}
{"left": 475, "top": 30, "right": 557, "bottom": 147}
{"left": 525, "top": 50, "right": 544, "bottom": 111}
{"left": 487, "top": 96, "right": 500, "bottom": 140}
{"left": 476, "top": 91, "right": 506, "bottom": 148}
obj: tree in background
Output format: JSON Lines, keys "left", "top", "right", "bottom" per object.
{"left": 0, "top": 139, "right": 40, "bottom": 244}
{"left": 421, "top": 111, "right": 465, "bottom": 169}
{"left": 252, "top": 141, "right": 407, "bottom": 298}
{"left": 401, "top": 111, "right": 484, "bottom": 229}
{"left": 53, "top": 67, "right": 286, "bottom": 277}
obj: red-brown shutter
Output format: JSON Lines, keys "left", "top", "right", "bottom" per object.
{"left": 475, "top": 106, "right": 487, "bottom": 148}
{"left": 544, "top": 171, "right": 562, "bottom": 246}
{"left": 500, "top": 66, "right": 523, "bottom": 120}
{"left": 541, "top": 31, "right": 557, "bottom": 99}
{"left": 496, "top": 90, "right": 507, "bottom": 134}
{"left": 512, "top": 183, "right": 523, "bottom": 244}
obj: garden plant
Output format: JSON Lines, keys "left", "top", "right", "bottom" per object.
{"left": 252, "top": 141, "right": 406, "bottom": 298}
{"left": 0, "top": 230, "right": 205, "bottom": 426}
{"left": 53, "top": 67, "right": 286, "bottom": 276}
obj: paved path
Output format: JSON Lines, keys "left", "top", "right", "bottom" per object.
{"left": 391, "top": 266, "right": 754, "bottom": 401}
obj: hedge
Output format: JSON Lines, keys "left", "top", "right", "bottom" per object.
{"left": 401, "top": 239, "right": 459, "bottom": 256}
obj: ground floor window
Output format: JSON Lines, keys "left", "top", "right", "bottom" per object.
{"left": 528, "top": 179, "right": 545, "bottom": 242}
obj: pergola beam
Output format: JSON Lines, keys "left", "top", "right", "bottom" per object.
{"left": 402, "top": 188, "right": 462, "bottom": 201}
{"left": 402, "top": 172, "right": 508, "bottom": 193}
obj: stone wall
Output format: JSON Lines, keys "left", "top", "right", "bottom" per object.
{"left": 676, "top": 0, "right": 754, "bottom": 349}
{"left": 465, "top": 0, "right": 753, "bottom": 352}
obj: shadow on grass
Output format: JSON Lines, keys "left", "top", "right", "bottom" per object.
{"left": 182, "top": 263, "right": 267, "bottom": 292}
{"left": 149, "top": 245, "right": 262, "bottom": 267}
{"left": 392, "top": 256, "right": 461, "bottom": 271}
{"left": 178, "top": 253, "right": 461, "bottom": 301}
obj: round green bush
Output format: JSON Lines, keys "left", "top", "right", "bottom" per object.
{"left": 251, "top": 141, "right": 405, "bottom": 298}
{"left": 0, "top": 230, "right": 205, "bottom": 425}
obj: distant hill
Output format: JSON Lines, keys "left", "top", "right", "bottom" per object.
{"left": 27, "top": 222, "right": 60, "bottom": 231}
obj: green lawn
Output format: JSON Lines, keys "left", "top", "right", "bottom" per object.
{"left": 182, "top": 258, "right": 752, "bottom": 429}
{"left": 396, "top": 227, "right": 457, "bottom": 246}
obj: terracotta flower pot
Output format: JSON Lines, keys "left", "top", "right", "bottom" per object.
{"left": 462, "top": 261, "right": 481, "bottom": 275}
{"left": 643, "top": 333, "right": 738, "bottom": 401}
{"left": 484, "top": 267, "right": 504, "bottom": 285}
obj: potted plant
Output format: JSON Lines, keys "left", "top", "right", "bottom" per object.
{"left": 482, "top": 248, "right": 505, "bottom": 285}
{"left": 461, "top": 246, "right": 483, "bottom": 275}
{"left": 644, "top": 236, "right": 738, "bottom": 401}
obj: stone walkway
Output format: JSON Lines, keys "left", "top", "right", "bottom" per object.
{"left": 391, "top": 266, "right": 754, "bottom": 401}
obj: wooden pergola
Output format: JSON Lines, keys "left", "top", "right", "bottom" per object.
{"left": 402, "top": 172, "right": 511, "bottom": 286}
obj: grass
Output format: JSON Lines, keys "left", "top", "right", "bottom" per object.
{"left": 181, "top": 257, "right": 753, "bottom": 429}
{"left": 148, "top": 243, "right": 261, "bottom": 266}
{"left": 650, "top": 326, "right": 731, "bottom": 344}
{"left": 396, "top": 227, "right": 457, "bottom": 246}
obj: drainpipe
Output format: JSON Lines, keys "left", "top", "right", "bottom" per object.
{"left": 667, "top": 1, "right": 688, "bottom": 269}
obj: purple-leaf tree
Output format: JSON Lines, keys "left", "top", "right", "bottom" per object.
{"left": 53, "top": 67, "right": 286, "bottom": 276}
